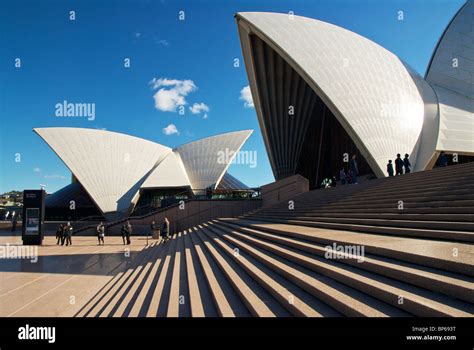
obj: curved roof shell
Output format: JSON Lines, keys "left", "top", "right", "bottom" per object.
{"left": 35, "top": 127, "right": 253, "bottom": 215}
{"left": 236, "top": 12, "right": 431, "bottom": 178}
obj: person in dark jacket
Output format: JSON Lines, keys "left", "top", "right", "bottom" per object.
{"left": 395, "top": 154, "right": 404, "bottom": 175}
{"left": 11, "top": 215, "right": 17, "bottom": 232}
{"left": 161, "top": 217, "right": 170, "bottom": 244}
{"left": 339, "top": 168, "right": 347, "bottom": 185}
{"left": 349, "top": 154, "right": 358, "bottom": 184}
{"left": 120, "top": 224, "right": 127, "bottom": 245}
{"left": 64, "top": 222, "right": 73, "bottom": 246}
{"left": 56, "top": 224, "right": 64, "bottom": 245}
{"left": 125, "top": 221, "right": 132, "bottom": 245}
{"left": 403, "top": 154, "right": 411, "bottom": 174}
{"left": 387, "top": 160, "right": 394, "bottom": 177}
{"left": 96, "top": 222, "right": 105, "bottom": 245}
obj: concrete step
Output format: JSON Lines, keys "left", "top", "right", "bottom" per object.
{"left": 182, "top": 229, "right": 206, "bottom": 317}
{"left": 146, "top": 235, "right": 179, "bottom": 317}
{"left": 210, "top": 221, "right": 473, "bottom": 304}
{"left": 188, "top": 227, "right": 251, "bottom": 317}
{"left": 247, "top": 214, "right": 474, "bottom": 232}
{"left": 218, "top": 219, "right": 474, "bottom": 277}
{"left": 73, "top": 244, "right": 151, "bottom": 317}
{"left": 81, "top": 243, "right": 158, "bottom": 317}
{"left": 167, "top": 232, "right": 191, "bottom": 317}
{"left": 194, "top": 226, "right": 288, "bottom": 317}
{"left": 113, "top": 241, "right": 165, "bottom": 317}
{"left": 202, "top": 223, "right": 409, "bottom": 317}
{"left": 198, "top": 224, "right": 337, "bottom": 316}
{"left": 183, "top": 229, "right": 219, "bottom": 316}
{"left": 293, "top": 185, "right": 474, "bottom": 203}
{"left": 246, "top": 212, "right": 474, "bottom": 222}
{"left": 249, "top": 207, "right": 474, "bottom": 215}
{"left": 210, "top": 221, "right": 474, "bottom": 317}
{"left": 268, "top": 192, "right": 474, "bottom": 209}
{"left": 128, "top": 238, "right": 174, "bottom": 316}
{"left": 270, "top": 199, "right": 474, "bottom": 211}
{"left": 99, "top": 242, "right": 161, "bottom": 317}
{"left": 244, "top": 216, "right": 474, "bottom": 242}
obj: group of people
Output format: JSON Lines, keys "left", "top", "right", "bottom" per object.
{"left": 387, "top": 153, "right": 411, "bottom": 176}
{"left": 55, "top": 222, "right": 74, "bottom": 246}
{"left": 150, "top": 217, "right": 171, "bottom": 244}
{"left": 322, "top": 154, "right": 359, "bottom": 189}
{"left": 55, "top": 218, "right": 171, "bottom": 246}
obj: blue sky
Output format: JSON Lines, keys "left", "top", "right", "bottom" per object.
{"left": 0, "top": 0, "right": 465, "bottom": 193}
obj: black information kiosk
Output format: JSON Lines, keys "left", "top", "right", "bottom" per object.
{"left": 22, "top": 189, "right": 46, "bottom": 245}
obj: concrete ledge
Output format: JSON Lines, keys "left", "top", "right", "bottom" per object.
{"left": 261, "top": 175, "right": 309, "bottom": 208}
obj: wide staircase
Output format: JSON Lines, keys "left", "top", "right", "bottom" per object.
{"left": 75, "top": 163, "right": 474, "bottom": 317}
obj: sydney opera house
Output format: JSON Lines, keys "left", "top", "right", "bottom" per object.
{"left": 35, "top": 2, "right": 473, "bottom": 220}
{"left": 236, "top": 1, "right": 473, "bottom": 188}
{"left": 34, "top": 128, "right": 253, "bottom": 220}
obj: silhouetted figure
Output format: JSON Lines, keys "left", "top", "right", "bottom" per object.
{"left": 339, "top": 168, "right": 347, "bottom": 185}
{"left": 64, "top": 222, "right": 73, "bottom": 246}
{"left": 350, "top": 154, "right": 358, "bottom": 184}
{"left": 161, "top": 217, "right": 170, "bottom": 243}
{"left": 122, "top": 221, "right": 132, "bottom": 245}
{"left": 11, "top": 216, "right": 17, "bottom": 232}
{"left": 331, "top": 176, "right": 337, "bottom": 187}
{"left": 439, "top": 152, "right": 448, "bottom": 167}
{"left": 56, "top": 224, "right": 64, "bottom": 245}
{"left": 395, "top": 154, "right": 404, "bottom": 175}
{"left": 403, "top": 154, "right": 411, "bottom": 174}
{"left": 96, "top": 222, "right": 105, "bottom": 245}
{"left": 150, "top": 220, "right": 158, "bottom": 239}
{"left": 387, "top": 160, "right": 394, "bottom": 177}
{"left": 120, "top": 224, "right": 127, "bottom": 245}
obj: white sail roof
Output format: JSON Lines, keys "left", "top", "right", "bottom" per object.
{"left": 236, "top": 12, "right": 432, "bottom": 177}
{"left": 35, "top": 127, "right": 171, "bottom": 214}
{"left": 140, "top": 151, "right": 191, "bottom": 189}
{"left": 425, "top": 0, "right": 474, "bottom": 156}
{"left": 175, "top": 130, "right": 253, "bottom": 191}
{"left": 35, "top": 127, "right": 253, "bottom": 215}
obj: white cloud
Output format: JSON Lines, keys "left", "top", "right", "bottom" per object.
{"left": 149, "top": 78, "right": 197, "bottom": 112}
{"left": 156, "top": 39, "right": 169, "bottom": 46}
{"left": 162, "top": 123, "right": 179, "bottom": 135}
{"left": 189, "top": 102, "right": 210, "bottom": 116}
{"left": 44, "top": 174, "right": 67, "bottom": 180}
{"left": 240, "top": 85, "right": 254, "bottom": 108}
{"left": 33, "top": 167, "right": 41, "bottom": 173}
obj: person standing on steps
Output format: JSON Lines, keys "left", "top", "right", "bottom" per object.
{"left": 11, "top": 215, "right": 17, "bottom": 232}
{"left": 339, "top": 168, "right": 347, "bottom": 185}
{"left": 125, "top": 221, "right": 132, "bottom": 245}
{"left": 403, "top": 153, "right": 411, "bottom": 174}
{"left": 120, "top": 224, "right": 127, "bottom": 245}
{"left": 56, "top": 223, "right": 64, "bottom": 245}
{"left": 64, "top": 222, "right": 73, "bottom": 246}
{"left": 161, "top": 217, "right": 170, "bottom": 244}
{"left": 395, "top": 153, "right": 404, "bottom": 175}
{"left": 96, "top": 222, "right": 105, "bottom": 245}
{"left": 349, "top": 154, "right": 358, "bottom": 184}
{"left": 387, "top": 160, "right": 394, "bottom": 177}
